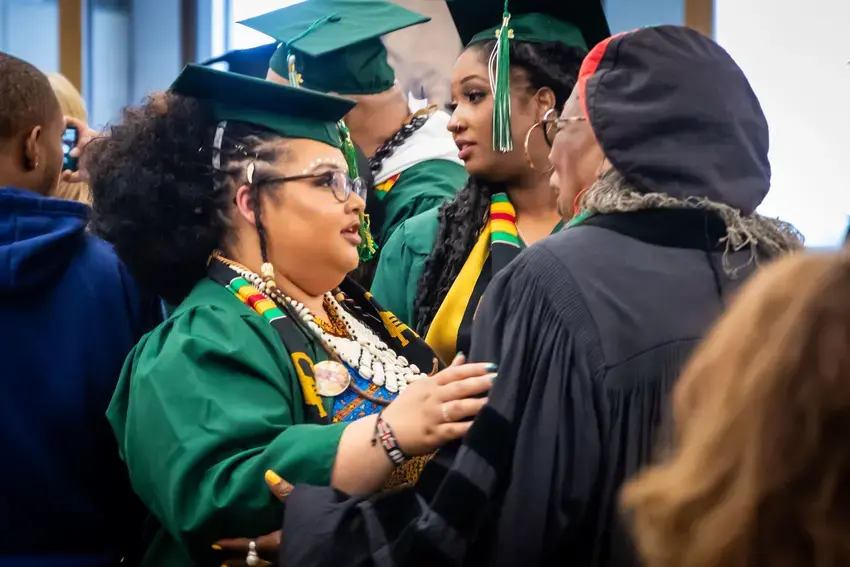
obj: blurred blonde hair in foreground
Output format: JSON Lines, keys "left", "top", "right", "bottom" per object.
{"left": 47, "top": 73, "right": 90, "bottom": 205}
{"left": 622, "top": 251, "right": 850, "bottom": 567}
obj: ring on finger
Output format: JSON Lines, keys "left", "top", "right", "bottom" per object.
{"left": 441, "top": 403, "right": 451, "bottom": 423}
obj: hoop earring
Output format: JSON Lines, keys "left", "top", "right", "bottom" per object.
{"left": 523, "top": 122, "right": 554, "bottom": 173}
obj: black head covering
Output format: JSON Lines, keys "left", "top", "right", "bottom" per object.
{"left": 580, "top": 25, "right": 769, "bottom": 215}
{"left": 201, "top": 43, "right": 278, "bottom": 79}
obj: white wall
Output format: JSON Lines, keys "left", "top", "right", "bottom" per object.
{"left": 716, "top": 0, "right": 850, "bottom": 247}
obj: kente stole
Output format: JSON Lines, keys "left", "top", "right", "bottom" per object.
{"left": 426, "top": 193, "right": 561, "bottom": 362}
{"left": 208, "top": 260, "right": 442, "bottom": 488}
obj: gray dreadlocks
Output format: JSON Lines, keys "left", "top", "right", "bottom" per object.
{"left": 579, "top": 169, "right": 805, "bottom": 276}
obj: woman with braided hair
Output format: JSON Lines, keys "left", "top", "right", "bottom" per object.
{"left": 370, "top": 1, "right": 609, "bottom": 362}
{"left": 87, "top": 65, "right": 493, "bottom": 567}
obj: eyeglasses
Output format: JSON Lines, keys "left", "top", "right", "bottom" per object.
{"left": 541, "top": 109, "right": 588, "bottom": 147}
{"left": 258, "top": 170, "right": 367, "bottom": 203}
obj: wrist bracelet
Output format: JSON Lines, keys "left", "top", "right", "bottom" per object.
{"left": 371, "top": 410, "right": 410, "bottom": 466}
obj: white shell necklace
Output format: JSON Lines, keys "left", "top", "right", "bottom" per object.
{"left": 228, "top": 263, "right": 427, "bottom": 394}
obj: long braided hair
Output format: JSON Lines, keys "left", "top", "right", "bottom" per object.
{"left": 88, "top": 93, "right": 283, "bottom": 305}
{"left": 412, "top": 40, "right": 585, "bottom": 334}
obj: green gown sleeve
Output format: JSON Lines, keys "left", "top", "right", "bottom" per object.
{"left": 378, "top": 159, "right": 467, "bottom": 246}
{"left": 371, "top": 207, "right": 441, "bottom": 327}
{"left": 108, "top": 303, "right": 347, "bottom": 562}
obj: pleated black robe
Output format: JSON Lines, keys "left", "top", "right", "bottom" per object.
{"left": 276, "top": 209, "right": 767, "bottom": 567}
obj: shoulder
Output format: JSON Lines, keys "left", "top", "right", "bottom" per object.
{"left": 133, "top": 280, "right": 286, "bottom": 372}
{"left": 399, "top": 160, "right": 467, "bottom": 191}
{"left": 385, "top": 206, "right": 441, "bottom": 257}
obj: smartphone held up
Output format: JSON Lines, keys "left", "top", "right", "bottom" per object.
{"left": 62, "top": 126, "right": 78, "bottom": 172}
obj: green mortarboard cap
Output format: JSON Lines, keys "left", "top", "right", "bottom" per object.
{"left": 170, "top": 64, "right": 355, "bottom": 148}
{"left": 239, "top": 0, "right": 429, "bottom": 95}
{"left": 449, "top": 0, "right": 610, "bottom": 51}
{"left": 201, "top": 43, "right": 279, "bottom": 79}
{"left": 447, "top": 0, "right": 609, "bottom": 153}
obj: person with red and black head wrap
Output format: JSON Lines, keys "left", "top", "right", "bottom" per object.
{"left": 214, "top": 25, "right": 804, "bottom": 567}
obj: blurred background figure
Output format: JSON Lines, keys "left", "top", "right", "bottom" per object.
{"left": 623, "top": 251, "right": 850, "bottom": 567}
{"left": 0, "top": 52, "right": 158, "bottom": 567}
{"left": 383, "top": 0, "right": 462, "bottom": 108}
{"left": 47, "top": 72, "right": 90, "bottom": 204}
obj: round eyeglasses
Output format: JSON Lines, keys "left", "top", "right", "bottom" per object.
{"left": 259, "top": 170, "right": 367, "bottom": 203}
{"left": 540, "top": 108, "right": 588, "bottom": 148}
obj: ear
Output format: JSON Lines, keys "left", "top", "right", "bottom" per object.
{"left": 23, "top": 126, "right": 41, "bottom": 171}
{"left": 532, "top": 87, "right": 557, "bottom": 121}
{"left": 234, "top": 184, "right": 258, "bottom": 225}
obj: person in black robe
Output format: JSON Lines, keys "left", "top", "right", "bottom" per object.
{"left": 213, "top": 24, "right": 804, "bottom": 567}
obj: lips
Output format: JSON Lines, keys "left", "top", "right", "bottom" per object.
{"left": 341, "top": 222, "right": 362, "bottom": 246}
{"left": 455, "top": 140, "right": 476, "bottom": 161}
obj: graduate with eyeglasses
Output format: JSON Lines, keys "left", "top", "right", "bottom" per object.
{"left": 88, "top": 65, "right": 495, "bottom": 567}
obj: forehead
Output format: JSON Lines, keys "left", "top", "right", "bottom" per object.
{"left": 451, "top": 47, "right": 489, "bottom": 81}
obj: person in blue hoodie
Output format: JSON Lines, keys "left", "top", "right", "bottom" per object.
{"left": 0, "top": 52, "right": 160, "bottom": 567}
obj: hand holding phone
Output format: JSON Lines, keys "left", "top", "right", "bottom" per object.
{"left": 61, "top": 116, "right": 100, "bottom": 183}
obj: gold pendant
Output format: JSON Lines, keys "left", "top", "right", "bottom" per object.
{"left": 314, "top": 361, "right": 351, "bottom": 397}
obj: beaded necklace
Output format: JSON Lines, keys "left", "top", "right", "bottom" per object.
{"left": 210, "top": 251, "right": 427, "bottom": 395}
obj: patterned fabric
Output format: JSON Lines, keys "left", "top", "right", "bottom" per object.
{"left": 332, "top": 367, "right": 433, "bottom": 490}
{"left": 375, "top": 172, "right": 402, "bottom": 201}
{"left": 209, "top": 260, "right": 443, "bottom": 489}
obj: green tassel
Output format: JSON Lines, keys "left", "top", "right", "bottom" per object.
{"left": 491, "top": 4, "right": 513, "bottom": 153}
{"left": 337, "top": 120, "right": 375, "bottom": 261}
{"left": 358, "top": 213, "right": 378, "bottom": 262}
{"left": 337, "top": 120, "right": 359, "bottom": 179}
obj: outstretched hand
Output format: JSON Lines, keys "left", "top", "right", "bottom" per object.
{"left": 214, "top": 470, "right": 293, "bottom": 567}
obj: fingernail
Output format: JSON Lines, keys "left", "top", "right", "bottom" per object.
{"left": 211, "top": 544, "right": 222, "bottom": 550}
{"left": 485, "top": 363, "right": 498, "bottom": 372}
{"left": 487, "top": 372, "right": 498, "bottom": 381}
{"left": 265, "top": 469, "right": 283, "bottom": 485}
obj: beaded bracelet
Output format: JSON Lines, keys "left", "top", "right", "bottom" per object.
{"left": 371, "top": 410, "right": 410, "bottom": 466}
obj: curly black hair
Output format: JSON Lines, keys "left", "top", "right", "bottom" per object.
{"left": 412, "top": 40, "right": 586, "bottom": 334}
{"left": 88, "top": 93, "right": 282, "bottom": 304}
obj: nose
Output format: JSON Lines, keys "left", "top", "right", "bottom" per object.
{"left": 346, "top": 189, "right": 366, "bottom": 215}
{"left": 446, "top": 115, "right": 465, "bottom": 135}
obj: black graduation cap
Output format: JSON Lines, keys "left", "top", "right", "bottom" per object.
{"left": 447, "top": 0, "right": 610, "bottom": 51}
{"left": 201, "top": 43, "right": 279, "bottom": 79}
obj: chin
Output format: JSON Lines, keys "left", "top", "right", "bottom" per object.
{"left": 463, "top": 158, "right": 498, "bottom": 179}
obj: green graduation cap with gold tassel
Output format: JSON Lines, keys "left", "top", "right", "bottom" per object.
{"left": 447, "top": 0, "right": 610, "bottom": 152}
{"left": 239, "top": 0, "right": 430, "bottom": 96}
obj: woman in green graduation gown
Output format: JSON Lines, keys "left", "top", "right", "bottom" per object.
{"left": 370, "top": 1, "right": 610, "bottom": 363}
{"left": 86, "top": 65, "right": 493, "bottom": 567}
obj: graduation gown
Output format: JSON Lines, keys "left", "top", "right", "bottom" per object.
{"left": 373, "top": 159, "right": 466, "bottom": 248}
{"left": 107, "top": 279, "right": 348, "bottom": 567}
{"left": 369, "top": 109, "right": 467, "bottom": 248}
{"left": 276, "top": 209, "right": 764, "bottom": 567}
{"left": 370, "top": 206, "right": 439, "bottom": 326}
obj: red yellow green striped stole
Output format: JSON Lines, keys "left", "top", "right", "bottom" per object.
{"left": 225, "top": 276, "right": 286, "bottom": 323}
{"left": 425, "top": 192, "right": 521, "bottom": 362}
{"left": 375, "top": 173, "right": 401, "bottom": 201}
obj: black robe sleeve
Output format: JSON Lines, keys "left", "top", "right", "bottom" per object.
{"left": 279, "top": 246, "right": 603, "bottom": 567}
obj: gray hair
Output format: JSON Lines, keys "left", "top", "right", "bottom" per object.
{"left": 578, "top": 169, "right": 805, "bottom": 276}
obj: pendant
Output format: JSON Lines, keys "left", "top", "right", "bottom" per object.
{"left": 314, "top": 360, "right": 351, "bottom": 397}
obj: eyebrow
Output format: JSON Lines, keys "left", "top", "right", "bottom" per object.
{"left": 302, "top": 159, "right": 347, "bottom": 176}
{"left": 460, "top": 75, "right": 487, "bottom": 85}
